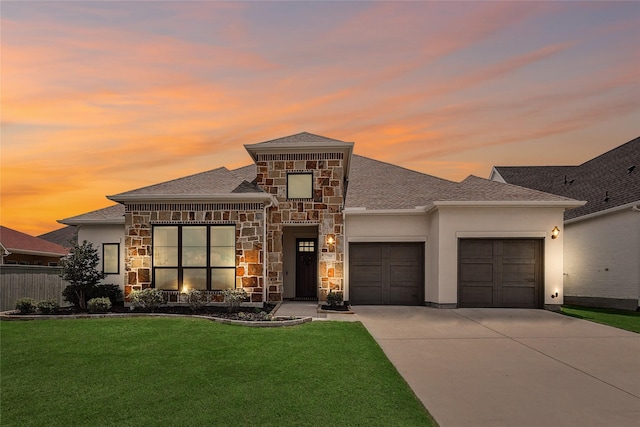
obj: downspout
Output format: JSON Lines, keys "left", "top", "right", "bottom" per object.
{"left": 262, "top": 198, "right": 275, "bottom": 306}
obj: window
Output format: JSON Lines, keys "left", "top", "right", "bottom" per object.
{"left": 287, "top": 172, "right": 313, "bottom": 199}
{"left": 103, "top": 243, "right": 120, "bottom": 274}
{"left": 152, "top": 225, "right": 236, "bottom": 291}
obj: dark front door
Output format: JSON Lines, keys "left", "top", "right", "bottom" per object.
{"left": 296, "top": 238, "right": 317, "bottom": 299}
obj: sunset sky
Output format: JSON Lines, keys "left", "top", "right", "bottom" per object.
{"left": 2, "top": 1, "right": 639, "bottom": 236}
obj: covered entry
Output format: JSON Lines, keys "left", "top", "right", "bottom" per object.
{"left": 349, "top": 242, "right": 424, "bottom": 305}
{"left": 458, "top": 239, "right": 543, "bottom": 308}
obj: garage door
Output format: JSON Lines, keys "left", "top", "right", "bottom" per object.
{"left": 349, "top": 242, "right": 423, "bottom": 305}
{"left": 458, "top": 239, "right": 543, "bottom": 308}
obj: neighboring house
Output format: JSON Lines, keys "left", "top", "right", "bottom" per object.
{"left": 490, "top": 136, "right": 640, "bottom": 310}
{"left": 0, "top": 226, "right": 69, "bottom": 266}
{"left": 60, "top": 132, "right": 582, "bottom": 309}
{"left": 39, "top": 226, "right": 77, "bottom": 250}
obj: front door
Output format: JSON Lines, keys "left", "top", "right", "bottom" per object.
{"left": 296, "top": 238, "right": 317, "bottom": 299}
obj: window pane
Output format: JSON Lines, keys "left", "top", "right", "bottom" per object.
{"left": 182, "top": 247, "right": 207, "bottom": 266}
{"left": 155, "top": 269, "right": 178, "bottom": 290}
{"left": 211, "top": 247, "right": 235, "bottom": 267}
{"left": 183, "top": 226, "right": 206, "bottom": 246}
{"left": 154, "top": 227, "right": 178, "bottom": 267}
{"left": 183, "top": 269, "right": 207, "bottom": 291}
{"left": 288, "top": 173, "right": 313, "bottom": 199}
{"left": 103, "top": 243, "right": 119, "bottom": 274}
{"left": 154, "top": 247, "right": 178, "bottom": 267}
{"left": 211, "top": 225, "right": 236, "bottom": 246}
{"left": 211, "top": 268, "right": 235, "bottom": 290}
{"left": 154, "top": 227, "right": 178, "bottom": 246}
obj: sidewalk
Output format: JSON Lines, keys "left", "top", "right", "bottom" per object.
{"left": 274, "top": 301, "right": 358, "bottom": 321}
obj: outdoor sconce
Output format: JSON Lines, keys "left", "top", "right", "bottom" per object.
{"left": 551, "top": 292, "right": 559, "bottom": 299}
{"left": 551, "top": 226, "right": 560, "bottom": 239}
{"left": 326, "top": 235, "right": 335, "bottom": 249}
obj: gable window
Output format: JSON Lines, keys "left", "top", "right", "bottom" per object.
{"left": 287, "top": 172, "right": 313, "bottom": 199}
{"left": 152, "top": 225, "right": 236, "bottom": 291}
{"left": 103, "top": 243, "right": 120, "bottom": 274}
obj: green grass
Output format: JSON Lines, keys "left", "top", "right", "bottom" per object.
{"left": 1, "top": 319, "right": 436, "bottom": 427}
{"left": 561, "top": 305, "right": 640, "bottom": 333}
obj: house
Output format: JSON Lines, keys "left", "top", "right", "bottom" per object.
{"left": 490, "top": 136, "right": 640, "bottom": 310}
{"left": 60, "top": 132, "right": 583, "bottom": 309}
{"left": 39, "top": 226, "right": 77, "bottom": 250}
{"left": 0, "top": 225, "right": 69, "bottom": 266}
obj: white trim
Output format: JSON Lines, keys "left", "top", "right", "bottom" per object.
{"left": 343, "top": 207, "right": 428, "bottom": 216}
{"left": 488, "top": 168, "right": 506, "bottom": 183}
{"left": 347, "top": 236, "right": 427, "bottom": 242}
{"left": 59, "top": 218, "right": 125, "bottom": 226}
{"left": 565, "top": 201, "right": 640, "bottom": 224}
{"left": 455, "top": 231, "right": 548, "bottom": 239}
{"left": 4, "top": 248, "right": 67, "bottom": 257}
{"left": 430, "top": 200, "right": 585, "bottom": 210}
{"left": 107, "top": 193, "right": 278, "bottom": 203}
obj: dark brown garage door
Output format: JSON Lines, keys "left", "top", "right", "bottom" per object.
{"left": 458, "top": 239, "right": 543, "bottom": 308}
{"left": 349, "top": 242, "right": 423, "bottom": 305}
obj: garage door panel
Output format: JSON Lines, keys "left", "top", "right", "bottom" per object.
{"left": 459, "top": 239, "right": 542, "bottom": 308}
{"left": 459, "top": 263, "right": 493, "bottom": 282}
{"left": 350, "top": 242, "right": 423, "bottom": 305}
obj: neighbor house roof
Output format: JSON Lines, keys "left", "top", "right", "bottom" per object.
{"left": 492, "top": 136, "right": 640, "bottom": 220}
{"left": 39, "top": 226, "right": 77, "bottom": 249}
{"left": 0, "top": 226, "right": 69, "bottom": 257}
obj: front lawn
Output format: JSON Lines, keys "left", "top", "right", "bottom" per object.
{"left": 1, "top": 319, "right": 436, "bottom": 426}
{"left": 561, "top": 305, "right": 640, "bottom": 333}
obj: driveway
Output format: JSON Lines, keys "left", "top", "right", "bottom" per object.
{"left": 353, "top": 306, "right": 640, "bottom": 427}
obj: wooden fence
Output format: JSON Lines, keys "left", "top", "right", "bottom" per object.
{"left": 0, "top": 265, "right": 70, "bottom": 312}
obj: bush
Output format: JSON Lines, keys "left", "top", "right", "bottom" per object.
{"left": 15, "top": 298, "right": 37, "bottom": 314}
{"left": 326, "top": 291, "right": 343, "bottom": 307}
{"left": 222, "top": 288, "right": 248, "bottom": 312}
{"left": 87, "top": 297, "right": 112, "bottom": 313}
{"left": 63, "top": 283, "right": 122, "bottom": 308}
{"left": 59, "top": 239, "right": 106, "bottom": 310}
{"left": 181, "top": 289, "right": 205, "bottom": 311}
{"left": 37, "top": 299, "right": 59, "bottom": 314}
{"left": 129, "top": 288, "right": 164, "bottom": 311}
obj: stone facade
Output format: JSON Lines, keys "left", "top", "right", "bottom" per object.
{"left": 124, "top": 202, "right": 265, "bottom": 302}
{"left": 254, "top": 153, "right": 346, "bottom": 301}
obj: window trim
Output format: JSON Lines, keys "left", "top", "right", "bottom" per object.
{"left": 102, "top": 243, "right": 120, "bottom": 274}
{"left": 152, "top": 225, "right": 236, "bottom": 291}
{"left": 286, "top": 172, "right": 314, "bottom": 200}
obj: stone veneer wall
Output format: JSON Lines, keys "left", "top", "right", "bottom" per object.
{"left": 124, "top": 203, "right": 265, "bottom": 303}
{"left": 255, "top": 153, "right": 345, "bottom": 301}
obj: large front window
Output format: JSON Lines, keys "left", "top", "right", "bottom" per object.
{"left": 153, "top": 225, "right": 236, "bottom": 291}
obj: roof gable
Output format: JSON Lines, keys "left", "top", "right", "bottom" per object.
{"left": 0, "top": 226, "right": 69, "bottom": 256}
{"left": 251, "top": 132, "right": 349, "bottom": 146}
{"left": 494, "top": 136, "right": 640, "bottom": 219}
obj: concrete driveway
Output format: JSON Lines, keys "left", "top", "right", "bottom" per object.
{"left": 353, "top": 306, "right": 640, "bottom": 427}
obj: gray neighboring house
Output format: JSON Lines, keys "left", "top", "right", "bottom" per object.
{"left": 61, "top": 132, "right": 583, "bottom": 309}
{"left": 490, "top": 136, "right": 640, "bottom": 310}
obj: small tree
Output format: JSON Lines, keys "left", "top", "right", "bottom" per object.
{"left": 59, "top": 239, "right": 106, "bottom": 310}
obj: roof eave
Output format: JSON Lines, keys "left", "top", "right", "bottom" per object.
{"left": 565, "top": 200, "right": 640, "bottom": 224}
{"left": 343, "top": 206, "right": 429, "bottom": 216}
{"left": 3, "top": 248, "right": 67, "bottom": 257}
{"left": 107, "top": 193, "right": 277, "bottom": 204}
{"left": 431, "top": 200, "right": 587, "bottom": 209}
{"left": 58, "top": 218, "right": 125, "bottom": 226}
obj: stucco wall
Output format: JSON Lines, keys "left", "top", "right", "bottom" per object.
{"left": 344, "top": 212, "right": 428, "bottom": 301}
{"left": 77, "top": 224, "right": 126, "bottom": 293}
{"left": 435, "top": 206, "right": 565, "bottom": 307}
{"left": 564, "top": 209, "right": 640, "bottom": 306}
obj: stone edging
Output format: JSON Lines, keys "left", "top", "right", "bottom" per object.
{"left": 0, "top": 310, "right": 312, "bottom": 328}
{"left": 317, "top": 305, "right": 354, "bottom": 314}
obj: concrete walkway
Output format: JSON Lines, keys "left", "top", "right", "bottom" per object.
{"left": 274, "top": 301, "right": 359, "bottom": 321}
{"left": 352, "top": 306, "right": 640, "bottom": 427}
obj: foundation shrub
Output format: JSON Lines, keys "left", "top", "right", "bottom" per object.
{"left": 87, "top": 297, "right": 112, "bottom": 313}
{"left": 37, "top": 299, "right": 59, "bottom": 314}
{"left": 15, "top": 298, "right": 37, "bottom": 314}
{"left": 326, "top": 291, "right": 343, "bottom": 307}
{"left": 129, "top": 288, "right": 164, "bottom": 311}
{"left": 222, "top": 288, "right": 248, "bottom": 312}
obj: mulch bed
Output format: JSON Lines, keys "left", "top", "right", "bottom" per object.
{"left": 320, "top": 304, "right": 352, "bottom": 312}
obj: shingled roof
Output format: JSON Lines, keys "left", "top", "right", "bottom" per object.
{"left": 0, "top": 226, "right": 69, "bottom": 257}
{"left": 493, "top": 136, "right": 640, "bottom": 220}
{"left": 251, "top": 132, "right": 349, "bottom": 146}
{"left": 60, "top": 204, "right": 125, "bottom": 225}
{"left": 39, "top": 226, "right": 77, "bottom": 249}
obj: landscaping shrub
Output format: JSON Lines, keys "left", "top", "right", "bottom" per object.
{"left": 59, "top": 239, "right": 107, "bottom": 310}
{"left": 63, "top": 283, "right": 122, "bottom": 308}
{"left": 129, "top": 288, "right": 164, "bottom": 310}
{"left": 87, "top": 297, "right": 112, "bottom": 313}
{"left": 15, "top": 298, "right": 37, "bottom": 314}
{"left": 222, "top": 288, "right": 248, "bottom": 312}
{"left": 36, "top": 299, "right": 59, "bottom": 314}
{"left": 326, "top": 291, "right": 343, "bottom": 307}
{"left": 181, "top": 289, "right": 205, "bottom": 311}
